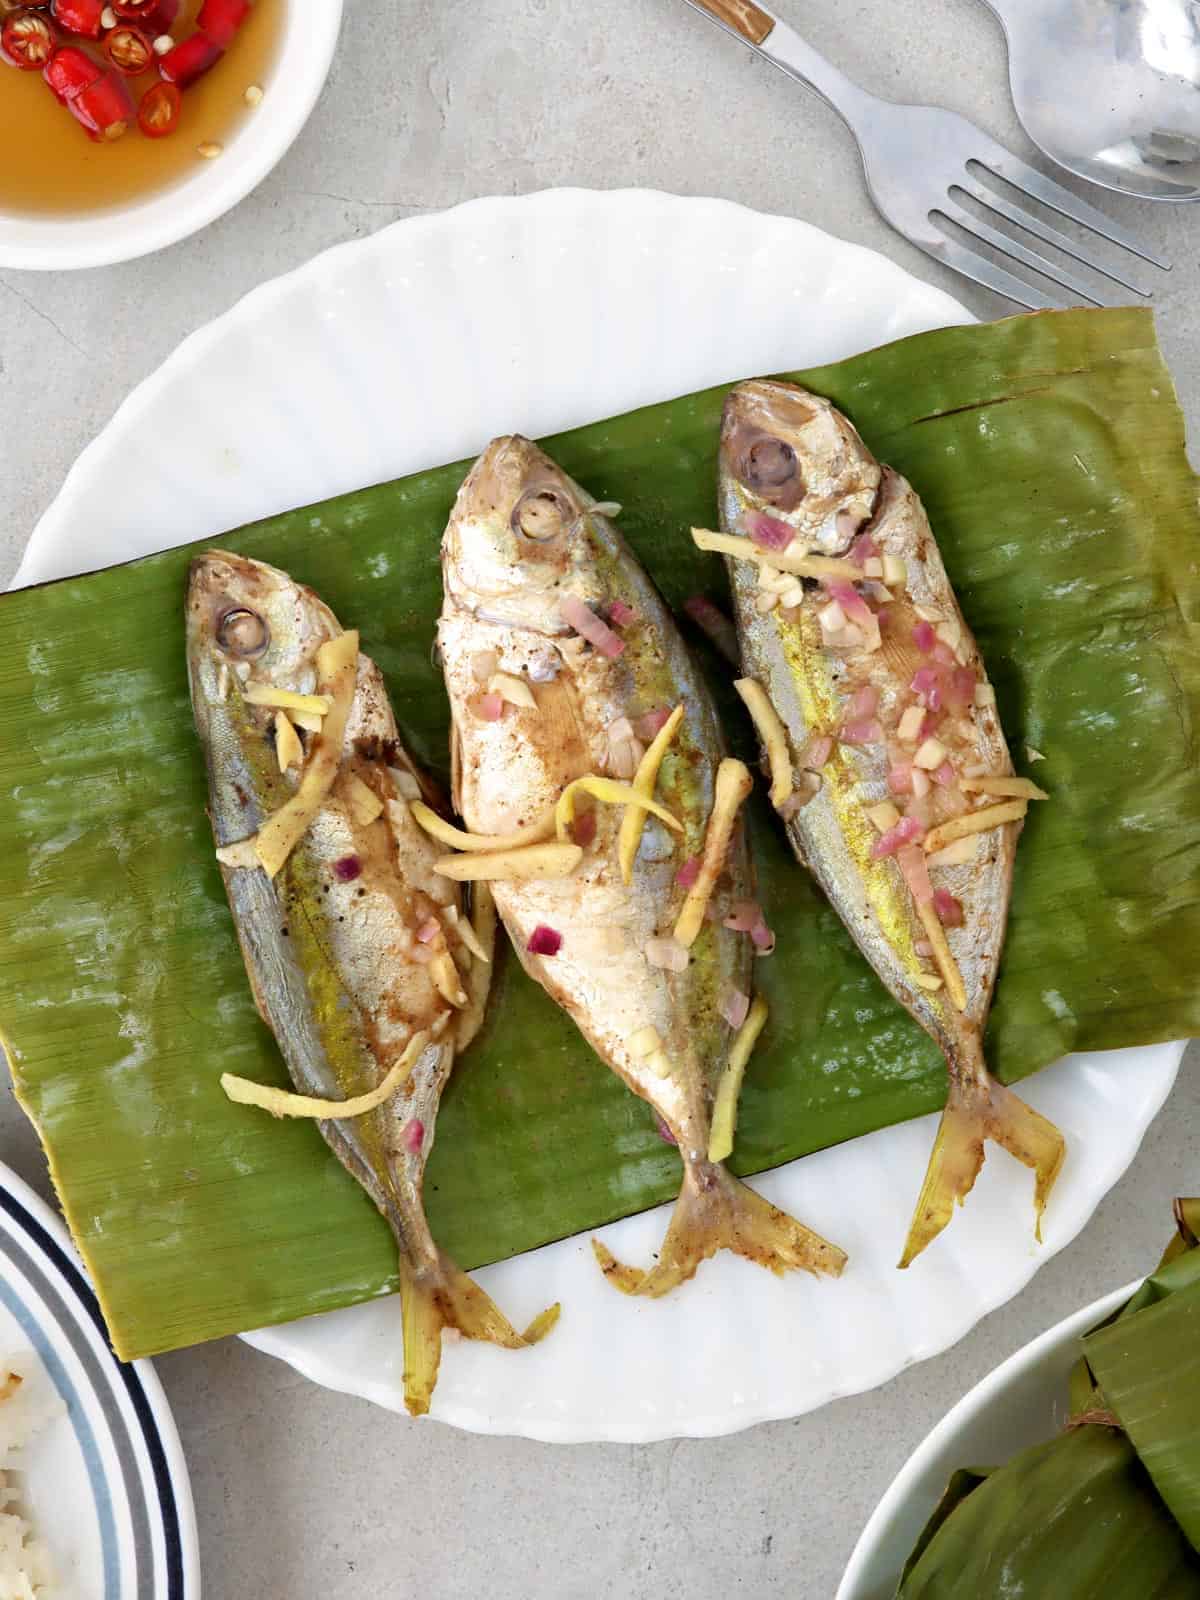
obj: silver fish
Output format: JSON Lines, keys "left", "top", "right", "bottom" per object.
{"left": 438, "top": 437, "right": 846, "bottom": 1294}
{"left": 716, "top": 381, "right": 1065, "bottom": 1266}
{"left": 187, "top": 551, "right": 556, "bottom": 1415}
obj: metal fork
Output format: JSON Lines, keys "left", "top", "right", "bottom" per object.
{"left": 679, "top": 0, "right": 1170, "bottom": 308}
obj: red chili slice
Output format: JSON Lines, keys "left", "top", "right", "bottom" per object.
{"left": 102, "top": 23, "right": 152, "bottom": 74}
{"left": 157, "top": 28, "right": 221, "bottom": 86}
{"left": 195, "top": 0, "right": 248, "bottom": 48}
{"left": 43, "top": 41, "right": 102, "bottom": 101}
{"left": 137, "top": 77, "right": 179, "bottom": 137}
{"left": 1, "top": 11, "right": 56, "bottom": 69}
{"left": 113, "top": 0, "right": 178, "bottom": 31}
{"left": 50, "top": 0, "right": 104, "bottom": 39}
{"left": 71, "top": 67, "right": 132, "bottom": 139}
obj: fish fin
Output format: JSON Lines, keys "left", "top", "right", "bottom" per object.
{"left": 591, "top": 1164, "right": 846, "bottom": 1297}
{"left": 899, "top": 1075, "right": 1066, "bottom": 1268}
{"left": 398, "top": 1250, "right": 561, "bottom": 1417}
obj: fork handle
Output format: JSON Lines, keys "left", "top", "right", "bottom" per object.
{"left": 680, "top": 0, "right": 880, "bottom": 130}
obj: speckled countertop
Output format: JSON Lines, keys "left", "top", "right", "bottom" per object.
{"left": 1, "top": 3, "right": 1196, "bottom": 1594}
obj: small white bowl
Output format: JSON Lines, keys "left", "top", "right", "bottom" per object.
{"left": 0, "top": 0, "right": 343, "bottom": 272}
{"left": 837, "top": 1280, "right": 1136, "bottom": 1600}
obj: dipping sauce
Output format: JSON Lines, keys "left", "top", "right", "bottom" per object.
{"left": 0, "top": 0, "right": 281, "bottom": 215}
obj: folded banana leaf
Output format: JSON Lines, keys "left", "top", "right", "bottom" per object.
{"left": 900, "top": 1200, "right": 1200, "bottom": 1597}
{"left": 2, "top": 307, "right": 1199, "bottom": 1360}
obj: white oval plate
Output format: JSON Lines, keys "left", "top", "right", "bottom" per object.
{"left": 13, "top": 190, "right": 1184, "bottom": 1441}
{"left": 0, "top": 1160, "right": 200, "bottom": 1597}
{"left": 837, "top": 1277, "right": 1137, "bottom": 1600}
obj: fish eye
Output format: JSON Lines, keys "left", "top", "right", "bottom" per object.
{"left": 743, "top": 435, "right": 799, "bottom": 492}
{"left": 216, "top": 606, "right": 270, "bottom": 658}
{"left": 512, "top": 487, "right": 574, "bottom": 542}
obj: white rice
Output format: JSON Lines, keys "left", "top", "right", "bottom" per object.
{"left": 0, "top": 1353, "right": 62, "bottom": 1600}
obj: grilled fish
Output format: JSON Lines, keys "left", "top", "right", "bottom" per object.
{"left": 438, "top": 437, "right": 845, "bottom": 1294}
{"left": 187, "top": 551, "right": 556, "bottom": 1415}
{"left": 714, "top": 381, "right": 1065, "bottom": 1266}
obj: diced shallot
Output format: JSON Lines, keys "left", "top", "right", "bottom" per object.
{"left": 675, "top": 857, "right": 701, "bottom": 889}
{"left": 913, "top": 620, "right": 936, "bottom": 653}
{"left": 933, "top": 761, "right": 957, "bottom": 788}
{"left": 896, "top": 843, "right": 934, "bottom": 904}
{"left": 801, "top": 733, "right": 834, "bottom": 770}
{"left": 870, "top": 815, "right": 926, "bottom": 859}
{"left": 750, "top": 918, "right": 776, "bottom": 954}
{"left": 720, "top": 988, "right": 751, "bottom": 1029}
{"left": 609, "top": 599, "right": 638, "bottom": 627}
{"left": 403, "top": 1119, "right": 425, "bottom": 1155}
{"left": 416, "top": 917, "right": 440, "bottom": 944}
{"left": 888, "top": 762, "right": 913, "bottom": 794}
{"left": 849, "top": 531, "right": 879, "bottom": 566}
{"left": 915, "top": 938, "right": 934, "bottom": 959}
{"left": 933, "top": 889, "right": 964, "bottom": 927}
{"left": 946, "top": 667, "right": 977, "bottom": 710}
{"left": 634, "top": 707, "right": 672, "bottom": 741}
{"left": 645, "top": 936, "right": 689, "bottom": 972}
{"left": 723, "top": 900, "right": 761, "bottom": 933}
{"left": 745, "top": 510, "right": 795, "bottom": 551}
{"left": 476, "top": 691, "right": 504, "bottom": 721}
{"left": 849, "top": 683, "right": 879, "bottom": 720}
{"left": 827, "top": 582, "right": 874, "bottom": 628}
{"left": 559, "top": 593, "right": 625, "bottom": 658}
{"left": 911, "top": 666, "right": 941, "bottom": 705}
{"left": 840, "top": 717, "right": 883, "bottom": 746}
{"left": 528, "top": 924, "right": 563, "bottom": 957}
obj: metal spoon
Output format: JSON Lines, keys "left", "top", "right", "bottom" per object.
{"left": 987, "top": 0, "right": 1200, "bottom": 200}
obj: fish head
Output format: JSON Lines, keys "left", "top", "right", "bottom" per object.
{"left": 442, "top": 436, "right": 609, "bottom": 631}
{"left": 186, "top": 550, "right": 339, "bottom": 711}
{"left": 720, "top": 380, "right": 881, "bottom": 555}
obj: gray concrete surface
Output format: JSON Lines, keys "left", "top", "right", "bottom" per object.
{"left": 1, "top": 1, "right": 1197, "bottom": 1595}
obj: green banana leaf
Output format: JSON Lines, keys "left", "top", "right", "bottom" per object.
{"left": 902, "top": 1200, "right": 1200, "bottom": 1595}
{"left": 897, "top": 1428, "right": 1200, "bottom": 1598}
{"left": 2, "top": 307, "right": 1199, "bottom": 1360}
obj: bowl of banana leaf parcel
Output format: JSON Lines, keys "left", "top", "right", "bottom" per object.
{"left": 839, "top": 1198, "right": 1200, "bottom": 1600}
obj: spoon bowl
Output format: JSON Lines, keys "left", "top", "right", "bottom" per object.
{"left": 988, "top": 0, "right": 1200, "bottom": 200}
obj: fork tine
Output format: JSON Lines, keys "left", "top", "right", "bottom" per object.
{"left": 919, "top": 235, "right": 1063, "bottom": 311}
{"left": 957, "top": 178, "right": 1152, "bottom": 298}
{"left": 936, "top": 202, "right": 1122, "bottom": 309}
{"left": 978, "top": 152, "right": 1171, "bottom": 271}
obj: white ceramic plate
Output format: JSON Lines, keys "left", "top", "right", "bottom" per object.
{"left": 0, "top": 1159, "right": 200, "bottom": 1597}
{"left": 837, "top": 1278, "right": 1136, "bottom": 1600}
{"left": 13, "top": 190, "right": 1185, "bottom": 1441}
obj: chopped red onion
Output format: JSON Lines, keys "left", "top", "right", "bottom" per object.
{"left": 683, "top": 595, "right": 740, "bottom": 665}
{"left": 723, "top": 899, "right": 761, "bottom": 933}
{"left": 933, "top": 889, "right": 964, "bottom": 927}
{"left": 676, "top": 856, "right": 701, "bottom": 889}
{"left": 911, "top": 666, "right": 940, "bottom": 703}
{"left": 571, "top": 809, "right": 597, "bottom": 848}
{"left": 403, "top": 1119, "right": 425, "bottom": 1155}
{"left": 849, "top": 531, "right": 880, "bottom": 567}
{"left": 870, "top": 815, "right": 926, "bottom": 859}
{"left": 947, "top": 667, "right": 976, "bottom": 710}
{"left": 840, "top": 717, "right": 883, "bottom": 746}
{"left": 528, "top": 924, "right": 563, "bottom": 957}
{"left": 645, "top": 936, "right": 689, "bottom": 972}
{"left": 609, "top": 599, "right": 638, "bottom": 627}
{"left": 897, "top": 843, "right": 934, "bottom": 904}
{"left": 720, "top": 987, "right": 751, "bottom": 1029}
{"left": 850, "top": 683, "right": 879, "bottom": 719}
{"left": 888, "top": 761, "right": 914, "bottom": 794}
{"left": 559, "top": 593, "right": 626, "bottom": 658}
{"left": 915, "top": 938, "right": 934, "bottom": 959}
{"left": 477, "top": 691, "right": 504, "bottom": 722}
{"left": 933, "top": 761, "right": 957, "bottom": 788}
{"left": 826, "top": 581, "right": 874, "bottom": 627}
{"left": 416, "top": 916, "right": 440, "bottom": 944}
{"left": 745, "top": 510, "right": 795, "bottom": 551}
{"left": 750, "top": 917, "right": 776, "bottom": 953}
{"left": 801, "top": 733, "right": 834, "bottom": 769}
{"left": 913, "top": 620, "right": 936, "bottom": 654}
{"left": 634, "top": 707, "right": 672, "bottom": 741}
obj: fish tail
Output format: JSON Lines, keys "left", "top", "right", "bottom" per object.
{"left": 398, "top": 1250, "right": 561, "bottom": 1417}
{"left": 899, "top": 1069, "right": 1066, "bottom": 1269}
{"left": 592, "top": 1163, "right": 846, "bottom": 1297}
